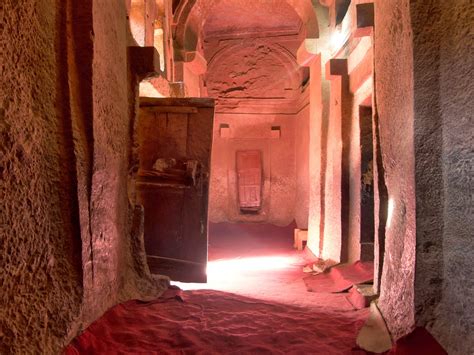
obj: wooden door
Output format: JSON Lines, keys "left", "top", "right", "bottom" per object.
{"left": 136, "top": 98, "right": 214, "bottom": 283}
{"left": 236, "top": 150, "right": 262, "bottom": 212}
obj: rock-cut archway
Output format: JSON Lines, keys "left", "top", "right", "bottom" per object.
{"left": 173, "top": 0, "right": 319, "bottom": 61}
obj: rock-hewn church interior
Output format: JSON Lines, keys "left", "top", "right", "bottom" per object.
{"left": 1, "top": 0, "right": 472, "bottom": 354}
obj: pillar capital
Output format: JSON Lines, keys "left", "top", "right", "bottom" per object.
{"left": 325, "top": 58, "right": 348, "bottom": 79}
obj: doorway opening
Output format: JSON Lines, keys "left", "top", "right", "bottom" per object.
{"left": 360, "top": 105, "right": 375, "bottom": 260}
{"left": 134, "top": 97, "right": 215, "bottom": 283}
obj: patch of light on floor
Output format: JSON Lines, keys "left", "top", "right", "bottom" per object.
{"left": 172, "top": 255, "right": 300, "bottom": 291}
{"left": 209, "top": 255, "right": 296, "bottom": 273}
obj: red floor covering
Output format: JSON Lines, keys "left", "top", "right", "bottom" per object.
{"left": 64, "top": 223, "right": 445, "bottom": 354}
{"left": 304, "top": 261, "right": 374, "bottom": 293}
{"left": 65, "top": 287, "right": 368, "bottom": 354}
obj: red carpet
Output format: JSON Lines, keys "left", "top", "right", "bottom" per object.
{"left": 64, "top": 224, "right": 445, "bottom": 354}
{"left": 304, "top": 261, "right": 374, "bottom": 293}
{"left": 65, "top": 287, "right": 368, "bottom": 354}
{"left": 388, "top": 327, "right": 447, "bottom": 355}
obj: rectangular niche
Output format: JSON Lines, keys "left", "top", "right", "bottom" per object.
{"left": 219, "top": 123, "right": 231, "bottom": 138}
{"left": 236, "top": 150, "right": 262, "bottom": 214}
{"left": 271, "top": 126, "right": 281, "bottom": 139}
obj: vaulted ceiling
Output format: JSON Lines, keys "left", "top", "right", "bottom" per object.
{"left": 202, "top": 0, "right": 303, "bottom": 39}
{"left": 199, "top": 0, "right": 307, "bottom": 110}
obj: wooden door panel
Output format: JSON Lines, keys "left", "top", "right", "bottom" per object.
{"left": 137, "top": 98, "right": 214, "bottom": 283}
{"left": 236, "top": 150, "right": 262, "bottom": 211}
{"left": 139, "top": 187, "right": 184, "bottom": 259}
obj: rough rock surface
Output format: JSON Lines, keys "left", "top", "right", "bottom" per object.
{"left": 1, "top": 1, "right": 167, "bottom": 353}
{"left": 411, "top": 1, "right": 473, "bottom": 353}
{"left": 375, "top": 2, "right": 474, "bottom": 354}
{"left": 374, "top": 0, "right": 417, "bottom": 342}
{"left": 1, "top": 1, "right": 83, "bottom": 352}
{"left": 206, "top": 42, "right": 301, "bottom": 100}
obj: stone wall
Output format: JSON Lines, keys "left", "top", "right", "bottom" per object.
{"left": 411, "top": 0, "right": 473, "bottom": 353}
{"left": 321, "top": 71, "right": 344, "bottom": 262}
{"left": 306, "top": 55, "right": 326, "bottom": 259}
{"left": 209, "top": 112, "right": 297, "bottom": 226}
{"left": 204, "top": 34, "right": 305, "bottom": 227}
{"left": 374, "top": 0, "right": 417, "bottom": 342}
{"left": 294, "top": 104, "right": 310, "bottom": 229}
{"left": 375, "top": 2, "right": 473, "bottom": 353}
{"left": 1, "top": 1, "right": 165, "bottom": 352}
{"left": 85, "top": 0, "right": 132, "bottom": 321}
{"left": 1, "top": 1, "right": 83, "bottom": 352}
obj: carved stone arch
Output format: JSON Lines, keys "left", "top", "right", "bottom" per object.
{"left": 207, "top": 40, "right": 301, "bottom": 79}
{"left": 285, "top": 0, "right": 319, "bottom": 38}
{"left": 173, "top": 0, "right": 319, "bottom": 61}
{"left": 205, "top": 40, "right": 303, "bottom": 100}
